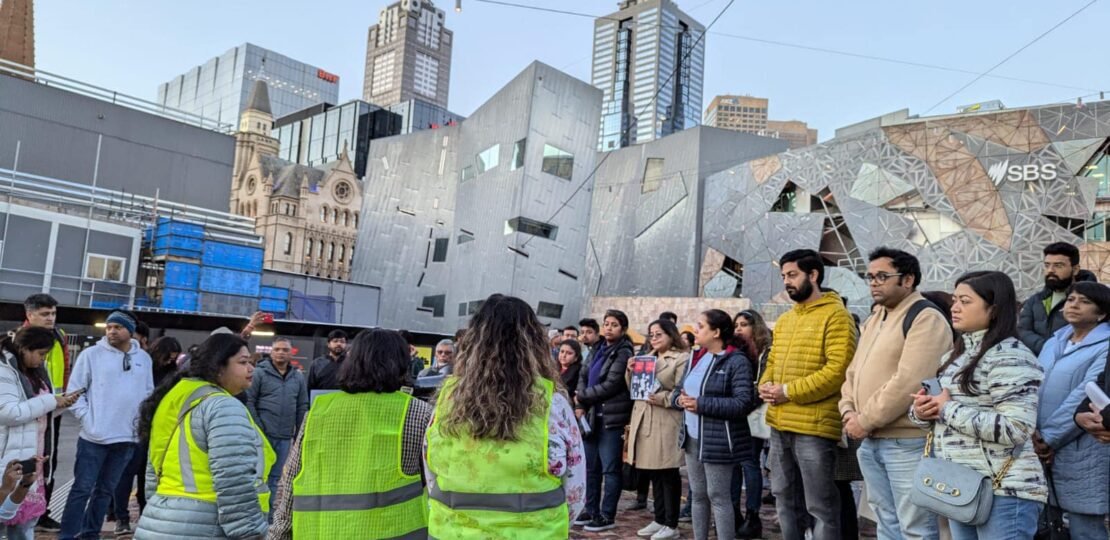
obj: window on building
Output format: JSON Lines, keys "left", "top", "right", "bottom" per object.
{"left": 432, "top": 238, "right": 449, "bottom": 262}
{"left": 85, "top": 253, "right": 125, "bottom": 282}
{"left": 541, "top": 144, "right": 574, "bottom": 180}
{"left": 1084, "top": 144, "right": 1110, "bottom": 197}
{"left": 343, "top": 211, "right": 350, "bottom": 227}
{"left": 332, "top": 208, "right": 339, "bottom": 223}
{"left": 318, "top": 240, "right": 325, "bottom": 259}
{"left": 1086, "top": 213, "right": 1107, "bottom": 241}
{"left": 328, "top": 242, "right": 335, "bottom": 262}
{"left": 283, "top": 233, "right": 293, "bottom": 255}
{"left": 457, "top": 231, "right": 475, "bottom": 244}
{"left": 321, "top": 206, "right": 328, "bottom": 223}
{"left": 371, "top": 52, "right": 396, "bottom": 97}
{"left": 642, "top": 158, "right": 665, "bottom": 193}
{"left": 414, "top": 52, "right": 440, "bottom": 98}
{"left": 460, "top": 165, "right": 475, "bottom": 183}
{"left": 511, "top": 139, "right": 526, "bottom": 171}
{"left": 354, "top": 212, "right": 359, "bottom": 228}
{"left": 338, "top": 244, "right": 346, "bottom": 263}
{"left": 458, "top": 299, "right": 484, "bottom": 316}
{"left": 476, "top": 144, "right": 500, "bottom": 174}
{"left": 306, "top": 238, "right": 314, "bottom": 257}
{"left": 537, "top": 302, "right": 564, "bottom": 319}
{"left": 506, "top": 217, "right": 558, "bottom": 240}
{"left": 421, "top": 294, "right": 446, "bottom": 317}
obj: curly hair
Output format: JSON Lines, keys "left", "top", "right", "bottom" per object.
{"left": 136, "top": 333, "right": 247, "bottom": 442}
{"left": 441, "top": 294, "right": 560, "bottom": 441}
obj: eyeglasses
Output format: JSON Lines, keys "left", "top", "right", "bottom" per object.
{"left": 122, "top": 351, "right": 132, "bottom": 372}
{"left": 864, "top": 272, "right": 904, "bottom": 284}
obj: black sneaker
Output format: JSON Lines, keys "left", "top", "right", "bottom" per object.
{"left": 678, "top": 506, "right": 692, "bottom": 523}
{"left": 584, "top": 516, "right": 616, "bottom": 532}
{"left": 36, "top": 516, "right": 62, "bottom": 532}
{"left": 573, "top": 512, "right": 594, "bottom": 526}
{"left": 114, "top": 521, "right": 133, "bottom": 537}
{"left": 761, "top": 492, "right": 776, "bottom": 505}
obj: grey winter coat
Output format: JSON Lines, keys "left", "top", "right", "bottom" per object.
{"left": 135, "top": 393, "right": 270, "bottom": 540}
{"left": 1018, "top": 288, "right": 1067, "bottom": 355}
{"left": 244, "top": 360, "right": 307, "bottom": 441}
{"left": 1036, "top": 323, "right": 1110, "bottom": 515}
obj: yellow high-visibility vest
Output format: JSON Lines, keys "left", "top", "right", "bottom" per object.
{"left": 149, "top": 378, "right": 275, "bottom": 511}
{"left": 292, "top": 391, "right": 427, "bottom": 539}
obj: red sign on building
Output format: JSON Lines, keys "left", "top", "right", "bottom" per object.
{"left": 317, "top": 69, "right": 339, "bottom": 83}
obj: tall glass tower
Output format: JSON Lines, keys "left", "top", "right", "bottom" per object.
{"left": 592, "top": 0, "right": 705, "bottom": 151}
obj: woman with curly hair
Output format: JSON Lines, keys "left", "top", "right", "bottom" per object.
{"left": 425, "top": 294, "right": 585, "bottom": 539}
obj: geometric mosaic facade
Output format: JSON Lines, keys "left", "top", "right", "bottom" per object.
{"left": 703, "top": 101, "right": 1110, "bottom": 307}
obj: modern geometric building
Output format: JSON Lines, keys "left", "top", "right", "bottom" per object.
{"left": 351, "top": 62, "right": 601, "bottom": 333}
{"left": 592, "top": 0, "right": 705, "bottom": 151}
{"left": 697, "top": 101, "right": 1110, "bottom": 312}
{"left": 157, "top": 43, "right": 340, "bottom": 126}
{"left": 362, "top": 0, "right": 453, "bottom": 109}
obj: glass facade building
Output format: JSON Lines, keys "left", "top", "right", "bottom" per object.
{"left": 157, "top": 43, "right": 340, "bottom": 126}
{"left": 273, "top": 100, "right": 402, "bottom": 178}
{"left": 387, "top": 98, "right": 464, "bottom": 134}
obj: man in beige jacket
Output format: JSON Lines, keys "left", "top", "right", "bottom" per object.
{"left": 840, "top": 248, "right": 953, "bottom": 540}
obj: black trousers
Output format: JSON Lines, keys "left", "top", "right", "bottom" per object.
{"left": 43, "top": 413, "right": 62, "bottom": 516}
{"left": 644, "top": 468, "right": 681, "bottom": 528}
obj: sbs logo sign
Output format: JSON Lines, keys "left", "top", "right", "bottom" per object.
{"left": 986, "top": 160, "right": 1058, "bottom": 186}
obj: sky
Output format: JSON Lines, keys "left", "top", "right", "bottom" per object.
{"left": 34, "top": 0, "right": 1110, "bottom": 141}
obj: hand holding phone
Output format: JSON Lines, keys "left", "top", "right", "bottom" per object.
{"left": 16, "top": 459, "right": 36, "bottom": 475}
{"left": 1086, "top": 381, "right": 1110, "bottom": 411}
{"left": 922, "top": 378, "right": 943, "bottom": 396}
{"left": 262, "top": 313, "right": 274, "bottom": 324}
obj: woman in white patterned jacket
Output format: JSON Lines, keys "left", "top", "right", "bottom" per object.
{"left": 910, "top": 271, "right": 1047, "bottom": 540}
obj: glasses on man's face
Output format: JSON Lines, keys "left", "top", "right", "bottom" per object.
{"left": 864, "top": 272, "right": 904, "bottom": 284}
{"left": 122, "top": 351, "right": 132, "bottom": 372}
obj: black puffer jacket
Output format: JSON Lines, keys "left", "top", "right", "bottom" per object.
{"left": 673, "top": 346, "right": 757, "bottom": 464}
{"left": 576, "top": 336, "right": 635, "bottom": 430}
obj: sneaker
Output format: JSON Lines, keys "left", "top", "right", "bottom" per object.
{"left": 35, "top": 516, "right": 62, "bottom": 532}
{"left": 651, "top": 526, "right": 680, "bottom": 540}
{"left": 736, "top": 512, "right": 763, "bottom": 539}
{"left": 761, "top": 492, "right": 776, "bottom": 505}
{"left": 114, "top": 521, "right": 133, "bottom": 537}
{"left": 678, "top": 506, "right": 692, "bottom": 522}
{"left": 637, "top": 521, "right": 665, "bottom": 537}
{"left": 628, "top": 499, "right": 648, "bottom": 510}
{"left": 573, "top": 512, "right": 594, "bottom": 526}
{"left": 584, "top": 516, "right": 616, "bottom": 532}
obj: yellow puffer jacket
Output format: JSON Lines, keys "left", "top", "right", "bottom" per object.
{"left": 760, "top": 291, "right": 858, "bottom": 440}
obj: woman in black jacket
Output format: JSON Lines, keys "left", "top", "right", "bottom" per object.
{"left": 674, "top": 309, "right": 757, "bottom": 540}
{"left": 558, "top": 338, "right": 584, "bottom": 400}
{"left": 574, "top": 309, "right": 635, "bottom": 532}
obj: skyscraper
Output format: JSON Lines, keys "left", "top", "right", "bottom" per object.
{"left": 592, "top": 0, "right": 705, "bottom": 151}
{"left": 157, "top": 43, "right": 340, "bottom": 127}
{"left": 362, "top": 0, "right": 453, "bottom": 109}
{"left": 704, "top": 94, "right": 818, "bottom": 149}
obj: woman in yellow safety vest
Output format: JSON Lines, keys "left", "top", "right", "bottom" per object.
{"left": 425, "top": 294, "right": 587, "bottom": 539}
{"left": 268, "top": 328, "right": 433, "bottom": 540}
{"left": 133, "top": 333, "right": 275, "bottom": 540}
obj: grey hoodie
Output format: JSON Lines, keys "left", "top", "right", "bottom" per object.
{"left": 67, "top": 337, "right": 153, "bottom": 444}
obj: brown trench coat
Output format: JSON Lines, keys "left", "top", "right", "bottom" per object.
{"left": 623, "top": 348, "right": 689, "bottom": 470}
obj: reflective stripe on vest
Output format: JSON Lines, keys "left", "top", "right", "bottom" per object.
{"left": 425, "top": 377, "right": 567, "bottom": 539}
{"left": 150, "top": 379, "right": 275, "bottom": 511}
{"left": 292, "top": 391, "right": 427, "bottom": 539}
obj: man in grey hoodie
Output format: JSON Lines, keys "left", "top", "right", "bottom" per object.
{"left": 244, "top": 337, "right": 307, "bottom": 504}
{"left": 59, "top": 311, "right": 154, "bottom": 540}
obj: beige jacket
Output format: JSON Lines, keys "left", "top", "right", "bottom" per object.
{"left": 839, "top": 292, "right": 953, "bottom": 438}
{"left": 624, "top": 349, "right": 689, "bottom": 470}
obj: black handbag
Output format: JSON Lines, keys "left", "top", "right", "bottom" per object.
{"left": 1035, "top": 466, "right": 1068, "bottom": 540}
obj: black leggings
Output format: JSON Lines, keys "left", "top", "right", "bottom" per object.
{"left": 644, "top": 468, "right": 682, "bottom": 528}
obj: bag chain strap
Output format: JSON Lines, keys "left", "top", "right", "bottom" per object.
{"left": 923, "top": 429, "right": 1019, "bottom": 491}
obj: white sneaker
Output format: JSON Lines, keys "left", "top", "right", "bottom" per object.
{"left": 651, "top": 526, "right": 680, "bottom": 540}
{"left": 637, "top": 522, "right": 665, "bottom": 537}
{"left": 805, "top": 528, "right": 814, "bottom": 540}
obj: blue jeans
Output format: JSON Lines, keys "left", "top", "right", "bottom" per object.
{"left": 5, "top": 520, "right": 36, "bottom": 540}
{"left": 947, "top": 496, "right": 1041, "bottom": 540}
{"left": 266, "top": 436, "right": 292, "bottom": 504}
{"left": 729, "top": 452, "right": 762, "bottom": 514}
{"left": 769, "top": 429, "right": 840, "bottom": 540}
{"left": 112, "top": 440, "right": 148, "bottom": 523}
{"left": 1067, "top": 511, "right": 1110, "bottom": 539}
{"left": 583, "top": 425, "right": 623, "bottom": 519}
{"left": 857, "top": 437, "right": 938, "bottom": 540}
{"left": 59, "top": 439, "right": 136, "bottom": 540}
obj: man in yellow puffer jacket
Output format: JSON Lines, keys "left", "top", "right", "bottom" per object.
{"left": 758, "top": 249, "right": 857, "bottom": 540}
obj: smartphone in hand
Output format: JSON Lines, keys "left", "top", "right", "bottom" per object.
{"left": 16, "top": 458, "right": 36, "bottom": 474}
{"left": 1086, "top": 381, "right": 1110, "bottom": 411}
{"left": 921, "top": 378, "right": 943, "bottom": 396}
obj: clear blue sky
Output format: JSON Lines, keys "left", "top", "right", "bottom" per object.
{"left": 35, "top": 0, "right": 1109, "bottom": 140}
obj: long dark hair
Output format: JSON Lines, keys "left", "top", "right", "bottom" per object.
{"left": 338, "top": 329, "right": 410, "bottom": 393}
{"left": 137, "top": 334, "right": 248, "bottom": 442}
{"left": 648, "top": 319, "right": 688, "bottom": 354}
{"left": 444, "top": 294, "right": 560, "bottom": 441}
{"left": 735, "top": 310, "right": 772, "bottom": 358}
{"left": 702, "top": 309, "right": 756, "bottom": 361}
{"left": 559, "top": 339, "right": 583, "bottom": 364}
{"left": 0, "top": 327, "right": 54, "bottom": 393}
{"left": 944, "top": 271, "right": 1019, "bottom": 395}
{"left": 147, "top": 337, "right": 183, "bottom": 368}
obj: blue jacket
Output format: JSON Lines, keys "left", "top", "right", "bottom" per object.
{"left": 673, "top": 347, "right": 757, "bottom": 464}
{"left": 1037, "top": 323, "right": 1110, "bottom": 515}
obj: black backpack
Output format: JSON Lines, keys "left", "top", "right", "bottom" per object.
{"left": 902, "top": 299, "right": 947, "bottom": 337}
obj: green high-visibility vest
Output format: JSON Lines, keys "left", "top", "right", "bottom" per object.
{"left": 292, "top": 391, "right": 428, "bottom": 539}
{"left": 425, "top": 377, "right": 567, "bottom": 539}
{"left": 46, "top": 330, "right": 65, "bottom": 391}
{"left": 149, "top": 378, "right": 275, "bottom": 511}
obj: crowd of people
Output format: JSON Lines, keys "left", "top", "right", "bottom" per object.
{"left": 0, "top": 239, "right": 1107, "bottom": 539}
